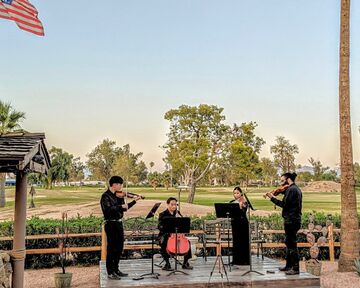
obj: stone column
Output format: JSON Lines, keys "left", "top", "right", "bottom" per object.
{"left": 12, "top": 171, "right": 27, "bottom": 288}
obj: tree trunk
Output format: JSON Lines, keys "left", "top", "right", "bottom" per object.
{"left": 0, "top": 173, "right": 6, "bottom": 208}
{"left": 187, "top": 178, "right": 196, "bottom": 203}
{"left": 338, "top": 0, "right": 360, "bottom": 272}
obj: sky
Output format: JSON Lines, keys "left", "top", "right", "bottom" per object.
{"left": 1, "top": 0, "right": 360, "bottom": 170}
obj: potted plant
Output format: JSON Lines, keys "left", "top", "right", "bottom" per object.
{"left": 54, "top": 212, "right": 72, "bottom": 288}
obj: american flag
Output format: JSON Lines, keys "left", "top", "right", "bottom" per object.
{"left": 0, "top": 0, "right": 44, "bottom": 36}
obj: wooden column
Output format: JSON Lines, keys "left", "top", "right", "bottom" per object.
{"left": 12, "top": 171, "right": 27, "bottom": 288}
{"left": 328, "top": 224, "right": 335, "bottom": 262}
{"left": 101, "top": 224, "right": 107, "bottom": 261}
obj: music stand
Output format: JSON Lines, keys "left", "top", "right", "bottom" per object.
{"left": 162, "top": 217, "right": 191, "bottom": 276}
{"left": 133, "top": 203, "right": 162, "bottom": 280}
{"left": 214, "top": 203, "right": 242, "bottom": 272}
{"left": 241, "top": 193, "right": 264, "bottom": 276}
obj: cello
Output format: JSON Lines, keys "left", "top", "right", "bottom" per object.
{"left": 166, "top": 210, "right": 190, "bottom": 255}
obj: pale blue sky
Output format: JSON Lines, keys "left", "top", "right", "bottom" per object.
{"left": 1, "top": 1, "right": 360, "bottom": 169}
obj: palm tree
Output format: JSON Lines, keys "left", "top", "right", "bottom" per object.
{"left": 0, "top": 101, "right": 26, "bottom": 208}
{"left": 338, "top": 0, "right": 360, "bottom": 272}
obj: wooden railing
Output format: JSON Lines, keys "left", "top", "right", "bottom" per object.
{"left": 0, "top": 224, "right": 349, "bottom": 262}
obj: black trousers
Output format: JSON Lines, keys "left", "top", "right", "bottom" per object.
{"left": 159, "top": 234, "right": 192, "bottom": 264}
{"left": 105, "top": 221, "right": 124, "bottom": 275}
{"left": 284, "top": 222, "right": 301, "bottom": 270}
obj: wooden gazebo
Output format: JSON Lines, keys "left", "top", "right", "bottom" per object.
{"left": 0, "top": 133, "right": 50, "bottom": 288}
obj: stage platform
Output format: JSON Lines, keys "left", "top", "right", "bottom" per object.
{"left": 100, "top": 256, "right": 320, "bottom": 288}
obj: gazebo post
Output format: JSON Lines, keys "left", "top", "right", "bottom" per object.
{"left": 12, "top": 170, "right": 28, "bottom": 288}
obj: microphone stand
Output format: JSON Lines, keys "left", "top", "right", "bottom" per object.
{"left": 242, "top": 193, "right": 263, "bottom": 276}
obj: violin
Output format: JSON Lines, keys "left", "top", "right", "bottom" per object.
{"left": 125, "top": 191, "right": 145, "bottom": 199}
{"left": 166, "top": 209, "right": 190, "bottom": 255}
{"left": 116, "top": 191, "right": 145, "bottom": 199}
{"left": 263, "top": 184, "right": 290, "bottom": 199}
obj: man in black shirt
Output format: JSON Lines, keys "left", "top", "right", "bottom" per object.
{"left": 158, "top": 197, "right": 193, "bottom": 271}
{"left": 266, "top": 172, "right": 302, "bottom": 275}
{"left": 100, "top": 176, "right": 141, "bottom": 280}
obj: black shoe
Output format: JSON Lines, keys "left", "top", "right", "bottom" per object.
{"left": 162, "top": 262, "right": 172, "bottom": 271}
{"left": 285, "top": 268, "right": 300, "bottom": 275}
{"left": 108, "top": 273, "right": 121, "bottom": 280}
{"left": 182, "top": 262, "right": 193, "bottom": 270}
{"left": 279, "top": 266, "right": 291, "bottom": 271}
{"left": 115, "top": 270, "right": 128, "bottom": 277}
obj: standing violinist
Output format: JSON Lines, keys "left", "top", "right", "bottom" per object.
{"left": 229, "top": 186, "right": 250, "bottom": 265}
{"left": 265, "top": 172, "right": 302, "bottom": 275}
{"left": 158, "top": 197, "right": 193, "bottom": 271}
{"left": 100, "top": 176, "right": 142, "bottom": 280}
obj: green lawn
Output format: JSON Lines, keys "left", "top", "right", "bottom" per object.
{"left": 3, "top": 186, "right": 360, "bottom": 214}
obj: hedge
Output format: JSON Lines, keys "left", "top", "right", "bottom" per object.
{"left": 0, "top": 212, "right": 356, "bottom": 269}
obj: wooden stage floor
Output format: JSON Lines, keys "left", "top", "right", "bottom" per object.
{"left": 100, "top": 256, "right": 320, "bottom": 288}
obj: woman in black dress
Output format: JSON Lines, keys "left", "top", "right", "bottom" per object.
{"left": 229, "top": 186, "right": 250, "bottom": 265}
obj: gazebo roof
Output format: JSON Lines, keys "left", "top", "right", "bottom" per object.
{"left": 0, "top": 132, "right": 50, "bottom": 174}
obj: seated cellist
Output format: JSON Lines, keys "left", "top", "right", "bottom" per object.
{"left": 158, "top": 197, "right": 193, "bottom": 271}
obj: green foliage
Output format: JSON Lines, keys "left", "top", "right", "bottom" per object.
{"left": 148, "top": 172, "right": 162, "bottom": 190}
{"left": 297, "top": 171, "right": 313, "bottom": 183}
{"left": 0, "top": 100, "right": 26, "bottom": 134}
{"left": 163, "top": 104, "right": 228, "bottom": 202}
{"left": 354, "top": 258, "right": 360, "bottom": 276}
{"left": 86, "top": 139, "right": 120, "bottom": 181}
{"left": 308, "top": 157, "right": 329, "bottom": 181}
{"left": 259, "top": 157, "right": 278, "bottom": 185}
{"left": 270, "top": 136, "right": 299, "bottom": 173}
{"left": 354, "top": 162, "right": 360, "bottom": 186}
{"left": 0, "top": 212, "right": 355, "bottom": 268}
{"left": 47, "top": 147, "right": 74, "bottom": 188}
{"left": 113, "top": 144, "right": 148, "bottom": 184}
{"left": 69, "top": 157, "right": 85, "bottom": 182}
{"left": 0, "top": 215, "right": 103, "bottom": 269}
{"left": 86, "top": 140, "right": 148, "bottom": 185}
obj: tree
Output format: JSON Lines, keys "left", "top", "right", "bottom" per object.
{"left": 321, "top": 170, "right": 339, "bottom": 182}
{"left": 86, "top": 139, "right": 121, "bottom": 181}
{"left": 163, "top": 104, "right": 228, "bottom": 203}
{"left": 296, "top": 172, "right": 313, "bottom": 183}
{"left": 228, "top": 139, "right": 261, "bottom": 186}
{"left": 338, "top": 0, "right": 360, "bottom": 271}
{"left": 162, "top": 171, "right": 171, "bottom": 190}
{"left": 46, "top": 147, "right": 73, "bottom": 188}
{"left": 270, "top": 136, "right": 299, "bottom": 173}
{"left": 259, "top": 157, "right": 278, "bottom": 186}
{"left": 148, "top": 172, "right": 162, "bottom": 190}
{"left": 112, "top": 144, "right": 148, "bottom": 185}
{"left": 69, "top": 157, "right": 85, "bottom": 182}
{"left": 308, "top": 157, "right": 329, "bottom": 181}
{"left": 354, "top": 162, "right": 360, "bottom": 185}
{"left": 149, "top": 162, "right": 155, "bottom": 173}
{"left": 0, "top": 101, "right": 26, "bottom": 207}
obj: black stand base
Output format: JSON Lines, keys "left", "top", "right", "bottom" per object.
{"left": 242, "top": 267, "right": 264, "bottom": 276}
{"left": 208, "top": 255, "right": 229, "bottom": 283}
{"left": 167, "top": 269, "right": 188, "bottom": 276}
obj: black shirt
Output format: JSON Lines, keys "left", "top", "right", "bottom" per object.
{"left": 270, "top": 184, "right": 302, "bottom": 223}
{"left": 100, "top": 189, "right": 136, "bottom": 221}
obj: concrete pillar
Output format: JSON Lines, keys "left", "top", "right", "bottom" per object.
{"left": 12, "top": 171, "right": 27, "bottom": 288}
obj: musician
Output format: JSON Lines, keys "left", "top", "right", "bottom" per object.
{"left": 229, "top": 186, "right": 250, "bottom": 265}
{"left": 265, "top": 172, "right": 302, "bottom": 275}
{"left": 158, "top": 197, "right": 193, "bottom": 271}
{"left": 100, "top": 176, "right": 142, "bottom": 280}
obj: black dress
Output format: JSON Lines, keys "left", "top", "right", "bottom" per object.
{"left": 229, "top": 199, "right": 250, "bottom": 265}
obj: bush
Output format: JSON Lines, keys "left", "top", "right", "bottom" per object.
{"left": 0, "top": 211, "right": 357, "bottom": 268}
